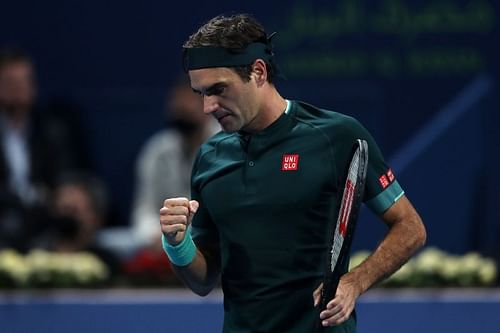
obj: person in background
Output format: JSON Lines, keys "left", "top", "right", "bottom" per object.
{"left": 0, "top": 48, "right": 88, "bottom": 251}
{"left": 36, "top": 172, "right": 119, "bottom": 277}
{"left": 131, "top": 77, "right": 218, "bottom": 248}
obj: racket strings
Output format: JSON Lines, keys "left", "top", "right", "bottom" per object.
{"left": 330, "top": 149, "right": 361, "bottom": 272}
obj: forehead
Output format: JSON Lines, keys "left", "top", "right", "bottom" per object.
{"left": 0, "top": 60, "right": 32, "bottom": 74}
{"left": 56, "top": 184, "right": 88, "bottom": 202}
{"left": 189, "top": 67, "right": 240, "bottom": 91}
{"left": 0, "top": 61, "right": 33, "bottom": 83}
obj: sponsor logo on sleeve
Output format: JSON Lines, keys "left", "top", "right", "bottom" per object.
{"left": 386, "top": 168, "right": 395, "bottom": 182}
{"left": 379, "top": 174, "right": 390, "bottom": 189}
{"left": 379, "top": 168, "right": 396, "bottom": 189}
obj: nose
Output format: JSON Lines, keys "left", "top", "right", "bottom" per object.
{"left": 203, "top": 95, "right": 218, "bottom": 115}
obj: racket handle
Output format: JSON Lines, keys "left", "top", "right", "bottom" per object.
{"left": 320, "top": 277, "right": 339, "bottom": 311}
{"left": 314, "top": 277, "right": 340, "bottom": 332}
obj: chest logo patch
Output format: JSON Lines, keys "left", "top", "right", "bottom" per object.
{"left": 282, "top": 154, "right": 299, "bottom": 171}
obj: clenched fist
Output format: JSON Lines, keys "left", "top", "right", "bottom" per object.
{"left": 160, "top": 197, "right": 199, "bottom": 246}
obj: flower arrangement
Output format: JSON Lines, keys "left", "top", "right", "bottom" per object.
{"left": 350, "top": 247, "right": 498, "bottom": 287}
{"left": 0, "top": 249, "right": 109, "bottom": 288}
{"left": 122, "top": 248, "right": 179, "bottom": 286}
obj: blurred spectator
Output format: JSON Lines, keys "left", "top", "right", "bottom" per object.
{"left": 35, "top": 172, "right": 120, "bottom": 278}
{"left": 0, "top": 47, "right": 90, "bottom": 251}
{"left": 131, "top": 77, "right": 219, "bottom": 247}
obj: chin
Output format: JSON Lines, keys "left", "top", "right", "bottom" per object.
{"left": 221, "top": 126, "right": 239, "bottom": 134}
{"left": 219, "top": 120, "right": 242, "bottom": 133}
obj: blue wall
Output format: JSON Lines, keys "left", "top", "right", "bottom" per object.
{"left": 1, "top": 290, "right": 499, "bottom": 333}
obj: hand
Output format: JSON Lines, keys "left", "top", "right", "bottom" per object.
{"left": 312, "top": 277, "right": 360, "bottom": 327}
{"left": 159, "top": 197, "right": 199, "bottom": 246}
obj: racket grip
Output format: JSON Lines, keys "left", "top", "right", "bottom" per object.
{"left": 314, "top": 277, "right": 340, "bottom": 332}
{"left": 320, "top": 277, "right": 339, "bottom": 311}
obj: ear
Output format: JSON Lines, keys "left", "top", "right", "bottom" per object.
{"left": 251, "top": 59, "right": 268, "bottom": 87}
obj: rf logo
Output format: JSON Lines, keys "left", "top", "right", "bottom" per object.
{"left": 282, "top": 154, "right": 299, "bottom": 171}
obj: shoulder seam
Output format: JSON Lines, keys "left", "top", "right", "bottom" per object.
{"left": 290, "top": 113, "right": 338, "bottom": 188}
{"left": 197, "top": 132, "right": 238, "bottom": 162}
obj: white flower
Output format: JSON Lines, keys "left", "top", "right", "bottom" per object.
{"left": 0, "top": 249, "right": 30, "bottom": 285}
{"left": 459, "top": 252, "right": 482, "bottom": 276}
{"left": 1, "top": 250, "right": 109, "bottom": 288}
{"left": 478, "top": 258, "right": 497, "bottom": 286}
{"left": 414, "top": 247, "right": 445, "bottom": 274}
{"left": 388, "top": 259, "right": 414, "bottom": 283}
{"left": 26, "top": 249, "right": 54, "bottom": 284}
{"left": 71, "top": 252, "right": 109, "bottom": 284}
{"left": 438, "top": 255, "right": 462, "bottom": 281}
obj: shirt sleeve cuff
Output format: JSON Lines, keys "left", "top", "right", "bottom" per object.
{"left": 365, "top": 180, "right": 405, "bottom": 214}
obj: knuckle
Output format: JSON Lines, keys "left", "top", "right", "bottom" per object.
{"left": 164, "top": 198, "right": 185, "bottom": 207}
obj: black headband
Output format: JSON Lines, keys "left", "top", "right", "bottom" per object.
{"left": 182, "top": 32, "right": 282, "bottom": 76}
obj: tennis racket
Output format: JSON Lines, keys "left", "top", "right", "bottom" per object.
{"left": 316, "top": 139, "right": 368, "bottom": 331}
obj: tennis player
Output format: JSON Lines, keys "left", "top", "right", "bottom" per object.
{"left": 160, "top": 13, "right": 426, "bottom": 333}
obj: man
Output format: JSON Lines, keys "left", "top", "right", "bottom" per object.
{"left": 132, "top": 78, "right": 218, "bottom": 247}
{"left": 34, "top": 172, "right": 119, "bottom": 277}
{"left": 160, "top": 14, "right": 426, "bottom": 332}
{"left": 0, "top": 48, "right": 39, "bottom": 204}
{"left": 0, "top": 48, "right": 86, "bottom": 251}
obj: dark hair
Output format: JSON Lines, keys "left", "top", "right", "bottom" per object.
{"left": 56, "top": 172, "right": 109, "bottom": 220}
{"left": 183, "top": 14, "right": 276, "bottom": 83}
{"left": 0, "top": 47, "right": 32, "bottom": 72}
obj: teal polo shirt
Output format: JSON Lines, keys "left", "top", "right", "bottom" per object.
{"left": 190, "top": 100, "right": 403, "bottom": 333}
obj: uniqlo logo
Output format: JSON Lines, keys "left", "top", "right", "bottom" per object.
{"left": 386, "top": 169, "right": 395, "bottom": 182}
{"left": 379, "top": 174, "right": 390, "bottom": 189}
{"left": 282, "top": 154, "right": 299, "bottom": 171}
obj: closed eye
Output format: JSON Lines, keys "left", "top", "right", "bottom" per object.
{"left": 206, "top": 85, "right": 226, "bottom": 96}
{"left": 192, "top": 82, "right": 227, "bottom": 97}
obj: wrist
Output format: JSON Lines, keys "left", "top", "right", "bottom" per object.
{"left": 162, "top": 226, "right": 197, "bottom": 266}
{"left": 342, "top": 270, "right": 366, "bottom": 298}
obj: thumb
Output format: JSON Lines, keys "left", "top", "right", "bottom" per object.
{"left": 189, "top": 200, "right": 199, "bottom": 215}
{"left": 313, "top": 283, "right": 323, "bottom": 307}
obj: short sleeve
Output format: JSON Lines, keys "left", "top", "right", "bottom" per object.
{"left": 335, "top": 117, "right": 404, "bottom": 215}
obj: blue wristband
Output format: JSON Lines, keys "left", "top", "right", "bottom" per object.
{"left": 162, "top": 226, "right": 197, "bottom": 266}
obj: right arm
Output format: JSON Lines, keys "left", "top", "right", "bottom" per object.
{"left": 159, "top": 198, "right": 221, "bottom": 296}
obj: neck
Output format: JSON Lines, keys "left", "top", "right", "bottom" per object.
{"left": 244, "top": 87, "right": 287, "bottom": 133}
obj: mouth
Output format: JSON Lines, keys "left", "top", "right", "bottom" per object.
{"left": 214, "top": 110, "right": 232, "bottom": 122}
{"left": 217, "top": 114, "right": 231, "bottom": 122}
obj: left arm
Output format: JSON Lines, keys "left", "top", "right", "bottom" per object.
{"left": 314, "top": 195, "right": 426, "bottom": 326}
